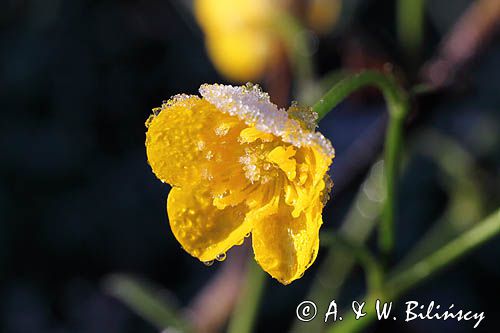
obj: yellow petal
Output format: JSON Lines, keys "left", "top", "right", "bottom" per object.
{"left": 267, "top": 146, "right": 297, "bottom": 181}
{"left": 145, "top": 96, "right": 245, "bottom": 188}
{"left": 251, "top": 201, "right": 323, "bottom": 284}
{"left": 239, "top": 127, "right": 274, "bottom": 143}
{"left": 167, "top": 185, "right": 252, "bottom": 262}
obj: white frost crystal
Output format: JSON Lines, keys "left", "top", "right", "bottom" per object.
{"left": 199, "top": 83, "right": 335, "bottom": 159}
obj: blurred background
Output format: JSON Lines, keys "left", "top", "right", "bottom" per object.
{"left": 1, "top": 0, "right": 500, "bottom": 332}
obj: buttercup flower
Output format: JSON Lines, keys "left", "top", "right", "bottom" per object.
{"left": 194, "top": 0, "right": 341, "bottom": 82}
{"left": 145, "top": 84, "right": 334, "bottom": 284}
{"left": 306, "top": 0, "right": 342, "bottom": 34}
{"left": 194, "top": 0, "right": 279, "bottom": 82}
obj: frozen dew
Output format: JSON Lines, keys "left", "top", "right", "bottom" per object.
{"left": 203, "top": 260, "right": 215, "bottom": 266}
{"left": 320, "top": 174, "right": 334, "bottom": 205}
{"left": 201, "top": 168, "right": 213, "bottom": 181}
{"left": 239, "top": 151, "right": 261, "bottom": 183}
{"left": 205, "top": 150, "right": 214, "bottom": 160}
{"left": 199, "top": 83, "right": 335, "bottom": 159}
{"left": 152, "top": 107, "right": 162, "bottom": 116}
{"left": 196, "top": 140, "right": 206, "bottom": 151}
{"left": 287, "top": 102, "right": 318, "bottom": 131}
{"left": 215, "top": 123, "right": 231, "bottom": 136}
{"left": 215, "top": 253, "right": 227, "bottom": 261}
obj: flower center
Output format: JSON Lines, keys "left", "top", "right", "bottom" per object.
{"left": 239, "top": 144, "right": 281, "bottom": 184}
{"left": 238, "top": 132, "right": 299, "bottom": 185}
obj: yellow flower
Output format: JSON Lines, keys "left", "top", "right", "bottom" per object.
{"left": 194, "top": 0, "right": 279, "bottom": 82}
{"left": 306, "top": 0, "right": 342, "bottom": 34}
{"left": 194, "top": 0, "right": 342, "bottom": 82}
{"left": 145, "top": 84, "right": 334, "bottom": 284}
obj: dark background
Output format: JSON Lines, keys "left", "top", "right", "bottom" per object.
{"left": 1, "top": 1, "right": 499, "bottom": 332}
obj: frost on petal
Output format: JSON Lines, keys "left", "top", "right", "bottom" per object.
{"left": 199, "top": 83, "right": 335, "bottom": 159}
{"left": 145, "top": 95, "right": 247, "bottom": 188}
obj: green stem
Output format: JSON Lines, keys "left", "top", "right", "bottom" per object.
{"left": 313, "top": 70, "right": 409, "bottom": 258}
{"left": 380, "top": 115, "right": 404, "bottom": 257}
{"left": 275, "top": 12, "right": 315, "bottom": 90}
{"left": 322, "top": 233, "right": 384, "bottom": 293}
{"left": 312, "top": 70, "right": 406, "bottom": 120}
{"left": 397, "top": 0, "right": 425, "bottom": 63}
{"left": 387, "top": 207, "right": 500, "bottom": 298}
{"left": 227, "top": 257, "right": 266, "bottom": 333}
{"left": 328, "top": 207, "right": 500, "bottom": 333}
{"left": 104, "top": 275, "right": 190, "bottom": 332}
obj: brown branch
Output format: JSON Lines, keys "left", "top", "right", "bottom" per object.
{"left": 421, "top": 0, "right": 500, "bottom": 88}
{"left": 184, "top": 245, "right": 250, "bottom": 333}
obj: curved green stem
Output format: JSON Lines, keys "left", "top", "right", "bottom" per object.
{"left": 313, "top": 70, "right": 409, "bottom": 259}
{"left": 313, "top": 70, "right": 407, "bottom": 120}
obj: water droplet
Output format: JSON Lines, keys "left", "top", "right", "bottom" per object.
{"left": 215, "top": 123, "right": 230, "bottom": 136}
{"left": 196, "top": 140, "right": 206, "bottom": 151}
{"left": 203, "top": 260, "right": 214, "bottom": 266}
{"left": 215, "top": 253, "right": 226, "bottom": 261}
{"left": 152, "top": 107, "right": 162, "bottom": 116}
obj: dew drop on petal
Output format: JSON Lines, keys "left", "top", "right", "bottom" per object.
{"left": 215, "top": 253, "right": 226, "bottom": 261}
{"left": 203, "top": 260, "right": 214, "bottom": 266}
{"left": 196, "top": 140, "right": 206, "bottom": 151}
{"left": 215, "top": 123, "right": 230, "bottom": 136}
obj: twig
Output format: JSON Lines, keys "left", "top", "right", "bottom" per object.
{"left": 421, "top": 0, "right": 500, "bottom": 88}
{"left": 184, "top": 245, "right": 249, "bottom": 333}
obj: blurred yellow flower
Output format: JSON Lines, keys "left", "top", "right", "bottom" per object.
{"left": 195, "top": 0, "right": 279, "bottom": 82}
{"left": 306, "top": 0, "right": 342, "bottom": 34}
{"left": 145, "top": 83, "right": 334, "bottom": 284}
{"left": 194, "top": 0, "right": 341, "bottom": 82}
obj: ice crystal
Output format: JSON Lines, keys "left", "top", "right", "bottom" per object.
{"left": 199, "top": 83, "right": 335, "bottom": 158}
